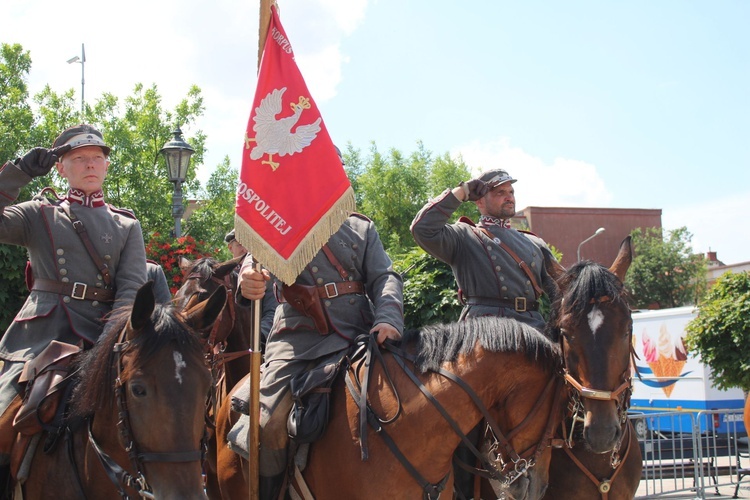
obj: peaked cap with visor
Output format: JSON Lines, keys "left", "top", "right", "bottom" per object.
{"left": 478, "top": 169, "right": 516, "bottom": 188}
{"left": 53, "top": 124, "right": 111, "bottom": 157}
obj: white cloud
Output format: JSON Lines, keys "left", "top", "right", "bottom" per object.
{"left": 663, "top": 193, "right": 750, "bottom": 266}
{"left": 453, "top": 137, "right": 613, "bottom": 208}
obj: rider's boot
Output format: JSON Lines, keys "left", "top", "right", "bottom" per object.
{"left": 259, "top": 471, "right": 284, "bottom": 500}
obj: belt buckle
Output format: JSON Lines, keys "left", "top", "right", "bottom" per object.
{"left": 514, "top": 297, "right": 527, "bottom": 312}
{"left": 71, "top": 282, "right": 87, "bottom": 300}
{"left": 324, "top": 283, "right": 339, "bottom": 298}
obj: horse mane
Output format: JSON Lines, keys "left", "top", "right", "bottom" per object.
{"left": 189, "top": 257, "right": 219, "bottom": 280}
{"left": 401, "top": 316, "right": 560, "bottom": 373}
{"left": 70, "top": 303, "right": 204, "bottom": 417}
{"left": 546, "top": 261, "right": 628, "bottom": 340}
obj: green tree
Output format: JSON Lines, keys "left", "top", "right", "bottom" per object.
{"left": 393, "top": 247, "right": 462, "bottom": 329}
{"left": 185, "top": 156, "right": 237, "bottom": 259}
{"left": 684, "top": 271, "right": 750, "bottom": 391}
{"left": 625, "top": 226, "right": 707, "bottom": 309}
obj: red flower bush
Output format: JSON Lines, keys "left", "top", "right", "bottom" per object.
{"left": 145, "top": 233, "right": 220, "bottom": 294}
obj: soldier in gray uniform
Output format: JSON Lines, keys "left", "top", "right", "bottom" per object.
{"left": 228, "top": 213, "right": 404, "bottom": 500}
{"left": 411, "top": 168, "right": 552, "bottom": 332}
{"left": 0, "top": 124, "right": 147, "bottom": 467}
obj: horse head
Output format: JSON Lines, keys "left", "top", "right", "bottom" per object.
{"left": 544, "top": 236, "right": 633, "bottom": 455}
{"left": 101, "top": 282, "right": 222, "bottom": 498}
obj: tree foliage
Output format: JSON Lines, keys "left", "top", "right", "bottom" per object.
{"left": 684, "top": 272, "right": 750, "bottom": 391}
{"left": 625, "top": 226, "right": 707, "bottom": 309}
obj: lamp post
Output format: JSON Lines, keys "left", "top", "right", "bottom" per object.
{"left": 67, "top": 43, "right": 85, "bottom": 116}
{"left": 577, "top": 227, "right": 606, "bottom": 262}
{"left": 159, "top": 127, "right": 194, "bottom": 238}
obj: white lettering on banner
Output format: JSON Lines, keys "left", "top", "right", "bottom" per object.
{"left": 271, "top": 27, "right": 293, "bottom": 54}
{"left": 237, "top": 182, "right": 293, "bottom": 236}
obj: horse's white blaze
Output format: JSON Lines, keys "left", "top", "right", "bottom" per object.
{"left": 588, "top": 306, "right": 605, "bottom": 336}
{"left": 173, "top": 351, "right": 187, "bottom": 384}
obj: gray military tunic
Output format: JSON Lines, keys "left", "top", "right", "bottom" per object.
{"left": 228, "top": 214, "right": 404, "bottom": 475}
{"left": 411, "top": 189, "right": 549, "bottom": 331}
{"left": 0, "top": 161, "right": 147, "bottom": 437}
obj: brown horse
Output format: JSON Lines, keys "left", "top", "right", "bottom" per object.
{"left": 540, "top": 236, "right": 643, "bottom": 499}
{"left": 174, "top": 256, "right": 253, "bottom": 500}
{"left": 17, "top": 281, "right": 225, "bottom": 499}
{"left": 218, "top": 316, "right": 567, "bottom": 500}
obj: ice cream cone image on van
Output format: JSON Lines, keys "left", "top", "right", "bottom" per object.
{"left": 642, "top": 324, "right": 687, "bottom": 397}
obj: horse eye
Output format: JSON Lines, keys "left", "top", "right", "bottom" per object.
{"left": 130, "top": 383, "right": 147, "bottom": 398}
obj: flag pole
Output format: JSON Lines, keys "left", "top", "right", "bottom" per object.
{"left": 248, "top": 3, "right": 274, "bottom": 499}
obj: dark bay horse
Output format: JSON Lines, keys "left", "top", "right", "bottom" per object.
{"left": 219, "top": 316, "right": 567, "bottom": 500}
{"left": 18, "top": 281, "right": 225, "bottom": 499}
{"left": 174, "top": 256, "right": 252, "bottom": 500}
{"left": 540, "top": 236, "right": 642, "bottom": 499}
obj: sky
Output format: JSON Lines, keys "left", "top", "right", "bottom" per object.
{"left": 3, "top": 0, "right": 749, "bottom": 264}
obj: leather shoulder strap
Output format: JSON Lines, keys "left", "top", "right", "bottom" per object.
{"left": 321, "top": 244, "right": 349, "bottom": 280}
{"left": 61, "top": 204, "right": 112, "bottom": 287}
{"left": 473, "top": 226, "right": 543, "bottom": 299}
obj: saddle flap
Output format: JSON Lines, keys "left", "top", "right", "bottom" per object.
{"left": 18, "top": 341, "right": 80, "bottom": 384}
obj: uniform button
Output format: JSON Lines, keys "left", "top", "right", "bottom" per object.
{"left": 502, "top": 286, "right": 508, "bottom": 291}
{"left": 104, "top": 255, "right": 111, "bottom": 261}
{"left": 316, "top": 278, "right": 324, "bottom": 285}
{"left": 351, "top": 255, "right": 357, "bottom": 261}
{"left": 491, "top": 255, "right": 497, "bottom": 260}
{"left": 96, "top": 283, "right": 103, "bottom": 288}
{"left": 63, "top": 296, "right": 71, "bottom": 303}
{"left": 56, "top": 248, "right": 64, "bottom": 255}
{"left": 526, "top": 280, "right": 531, "bottom": 285}
{"left": 324, "top": 300, "right": 331, "bottom": 307}
{"left": 97, "top": 274, "right": 103, "bottom": 280}
{"left": 113, "top": 215, "right": 120, "bottom": 221}
{"left": 58, "top": 258, "right": 66, "bottom": 265}
{"left": 495, "top": 266, "right": 501, "bottom": 272}
{"left": 312, "top": 266, "right": 319, "bottom": 273}
{"left": 61, "top": 277, "right": 70, "bottom": 283}
{"left": 486, "top": 245, "right": 492, "bottom": 251}
{"left": 352, "top": 244, "right": 358, "bottom": 250}
{"left": 531, "top": 262, "right": 536, "bottom": 268}
{"left": 60, "top": 269, "right": 67, "bottom": 276}
{"left": 500, "top": 276, "right": 505, "bottom": 281}
{"left": 92, "top": 301, "right": 99, "bottom": 307}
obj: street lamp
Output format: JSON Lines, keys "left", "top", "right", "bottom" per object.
{"left": 67, "top": 43, "right": 85, "bottom": 116}
{"left": 159, "top": 127, "right": 195, "bottom": 237}
{"left": 577, "top": 227, "right": 606, "bottom": 262}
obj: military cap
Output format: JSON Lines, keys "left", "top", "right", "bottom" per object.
{"left": 478, "top": 169, "right": 516, "bottom": 188}
{"left": 53, "top": 124, "right": 111, "bottom": 157}
{"left": 225, "top": 229, "right": 236, "bottom": 243}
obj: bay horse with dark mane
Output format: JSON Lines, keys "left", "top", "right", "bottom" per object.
{"left": 540, "top": 236, "right": 643, "bottom": 499}
{"left": 218, "top": 316, "right": 567, "bottom": 500}
{"left": 16, "top": 281, "right": 226, "bottom": 499}
{"left": 174, "top": 256, "right": 253, "bottom": 500}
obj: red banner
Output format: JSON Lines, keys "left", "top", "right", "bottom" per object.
{"left": 235, "top": 4, "right": 355, "bottom": 284}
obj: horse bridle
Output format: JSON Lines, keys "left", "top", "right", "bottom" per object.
{"left": 558, "top": 295, "right": 636, "bottom": 469}
{"left": 345, "top": 335, "right": 564, "bottom": 499}
{"left": 85, "top": 328, "right": 208, "bottom": 499}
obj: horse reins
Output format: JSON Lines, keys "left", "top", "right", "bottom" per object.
{"left": 86, "top": 328, "right": 208, "bottom": 499}
{"left": 345, "top": 335, "right": 563, "bottom": 499}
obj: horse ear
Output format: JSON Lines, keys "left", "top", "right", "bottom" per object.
{"left": 183, "top": 286, "right": 227, "bottom": 331}
{"left": 609, "top": 236, "right": 633, "bottom": 282}
{"left": 213, "top": 255, "right": 245, "bottom": 279}
{"left": 543, "top": 246, "right": 566, "bottom": 282}
{"left": 130, "top": 281, "right": 156, "bottom": 334}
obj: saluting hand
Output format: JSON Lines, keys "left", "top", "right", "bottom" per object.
{"left": 16, "top": 145, "right": 71, "bottom": 178}
{"left": 461, "top": 178, "right": 490, "bottom": 201}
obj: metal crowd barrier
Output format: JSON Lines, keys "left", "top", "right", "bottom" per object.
{"left": 630, "top": 409, "right": 748, "bottom": 499}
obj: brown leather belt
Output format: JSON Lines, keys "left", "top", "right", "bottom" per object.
{"left": 466, "top": 297, "right": 538, "bottom": 312}
{"left": 32, "top": 278, "right": 115, "bottom": 303}
{"left": 316, "top": 281, "right": 364, "bottom": 299}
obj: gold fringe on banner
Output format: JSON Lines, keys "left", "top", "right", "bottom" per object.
{"left": 234, "top": 186, "right": 356, "bottom": 285}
